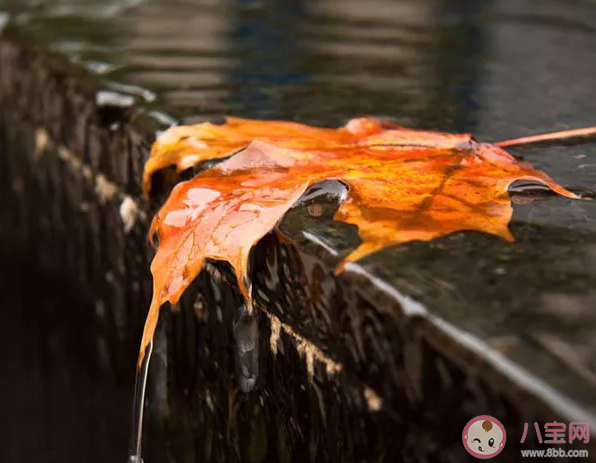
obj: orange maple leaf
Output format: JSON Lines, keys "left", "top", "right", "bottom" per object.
{"left": 138, "top": 117, "right": 585, "bottom": 363}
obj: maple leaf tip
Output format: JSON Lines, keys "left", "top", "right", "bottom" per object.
{"left": 138, "top": 298, "right": 160, "bottom": 367}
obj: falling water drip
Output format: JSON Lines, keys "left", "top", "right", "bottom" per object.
{"left": 128, "top": 340, "right": 154, "bottom": 463}
{"left": 233, "top": 303, "right": 259, "bottom": 392}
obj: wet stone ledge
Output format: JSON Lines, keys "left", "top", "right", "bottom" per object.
{"left": 1, "top": 31, "right": 596, "bottom": 463}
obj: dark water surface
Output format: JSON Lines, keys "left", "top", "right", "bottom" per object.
{"left": 1, "top": 0, "right": 596, "bottom": 461}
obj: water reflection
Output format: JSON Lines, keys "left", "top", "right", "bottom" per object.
{"left": 226, "top": 0, "right": 310, "bottom": 118}
{"left": 0, "top": 0, "right": 495, "bottom": 128}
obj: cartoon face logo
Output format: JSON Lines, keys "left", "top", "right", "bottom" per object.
{"left": 463, "top": 416, "right": 506, "bottom": 459}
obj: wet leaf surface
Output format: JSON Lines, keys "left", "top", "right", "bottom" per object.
{"left": 140, "top": 117, "right": 579, "bottom": 360}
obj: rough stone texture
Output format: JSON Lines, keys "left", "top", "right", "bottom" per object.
{"left": 1, "top": 22, "right": 596, "bottom": 463}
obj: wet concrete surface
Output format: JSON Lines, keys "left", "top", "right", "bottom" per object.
{"left": 0, "top": 0, "right": 596, "bottom": 461}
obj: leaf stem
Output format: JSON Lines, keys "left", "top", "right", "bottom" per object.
{"left": 496, "top": 126, "right": 596, "bottom": 148}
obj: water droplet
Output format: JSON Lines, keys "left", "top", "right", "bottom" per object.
{"left": 234, "top": 304, "right": 259, "bottom": 392}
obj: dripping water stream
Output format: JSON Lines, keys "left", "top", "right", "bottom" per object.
{"left": 128, "top": 341, "right": 153, "bottom": 463}
{"left": 126, "top": 297, "right": 259, "bottom": 461}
